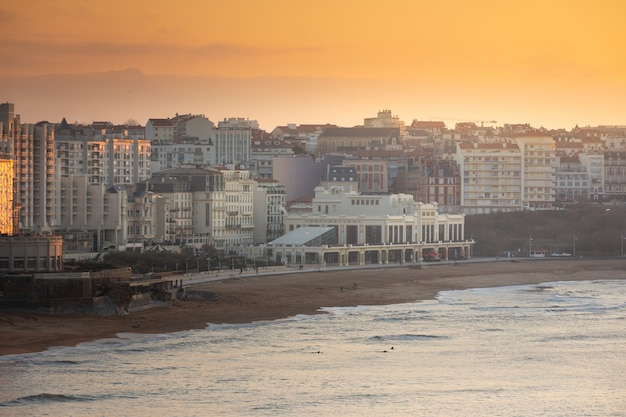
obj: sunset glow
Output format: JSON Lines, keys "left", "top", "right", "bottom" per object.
{"left": 1, "top": 0, "right": 625, "bottom": 129}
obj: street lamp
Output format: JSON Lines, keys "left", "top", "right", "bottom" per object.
{"left": 529, "top": 235, "right": 533, "bottom": 257}
{"left": 573, "top": 235, "right": 577, "bottom": 257}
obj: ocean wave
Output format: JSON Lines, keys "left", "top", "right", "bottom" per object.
{"left": 0, "top": 393, "right": 96, "bottom": 407}
{"left": 369, "top": 334, "right": 447, "bottom": 341}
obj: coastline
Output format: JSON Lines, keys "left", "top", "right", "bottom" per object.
{"left": 1, "top": 258, "right": 625, "bottom": 356}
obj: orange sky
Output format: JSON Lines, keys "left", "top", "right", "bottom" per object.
{"left": 1, "top": 0, "right": 625, "bottom": 129}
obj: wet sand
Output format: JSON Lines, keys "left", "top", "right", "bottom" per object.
{"left": 1, "top": 258, "right": 624, "bottom": 356}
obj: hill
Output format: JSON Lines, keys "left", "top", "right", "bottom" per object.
{"left": 465, "top": 204, "right": 626, "bottom": 257}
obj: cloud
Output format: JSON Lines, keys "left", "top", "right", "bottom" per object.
{"left": 0, "top": 40, "right": 320, "bottom": 76}
{"left": 0, "top": 40, "right": 316, "bottom": 58}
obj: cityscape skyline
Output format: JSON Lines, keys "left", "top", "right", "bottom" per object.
{"left": 1, "top": 1, "right": 625, "bottom": 130}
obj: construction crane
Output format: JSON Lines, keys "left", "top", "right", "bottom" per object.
{"left": 429, "top": 117, "right": 497, "bottom": 128}
{"left": 475, "top": 120, "right": 497, "bottom": 128}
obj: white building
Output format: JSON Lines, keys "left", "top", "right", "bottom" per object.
{"left": 151, "top": 141, "right": 213, "bottom": 172}
{"left": 184, "top": 115, "right": 214, "bottom": 143}
{"left": 253, "top": 179, "right": 286, "bottom": 244}
{"left": 276, "top": 186, "right": 471, "bottom": 265}
{"left": 214, "top": 118, "right": 255, "bottom": 165}
{"left": 145, "top": 118, "right": 174, "bottom": 143}
{"left": 515, "top": 134, "right": 556, "bottom": 209}
{"left": 219, "top": 167, "right": 255, "bottom": 251}
{"left": 56, "top": 135, "right": 151, "bottom": 186}
{"left": 457, "top": 142, "right": 524, "bottom": 214}
{"left": 250, "top": 137, "right": 294, "bottom": 179}
{"left": 15, "top": 122, "right": 56, "bottom": 233}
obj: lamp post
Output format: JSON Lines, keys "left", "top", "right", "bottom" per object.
{"left": 573, "top": 235, "right": 577, "bottom": 257}
{"left": 529, "top": 235, "right": 533, "bottom": 257}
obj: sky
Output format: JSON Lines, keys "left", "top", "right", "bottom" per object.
{"left": 1, "top": 0, "right": 625, "bottom": 130}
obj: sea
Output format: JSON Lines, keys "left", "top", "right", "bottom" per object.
{"left": 1, "top": 278, "right": 625, "bottom": 417}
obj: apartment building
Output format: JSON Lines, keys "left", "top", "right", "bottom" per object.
{"left": 146, "top": 171, "right": 193, "bottom": 243}
{"left": 457, "top": 142, "right": 524, "bottom": 214}
{"left": 214, "top": 118, "right": 254, "bottom": 165}
{"left": 515, "top": 135, "right": 556, "bottom": 209}
{"left": 145, "top": 118, "right": 174, "bottom": 144}
{"left": 0, "top": 157, "right": 14, "bottom": 234}
{"left": 143, "top": 166, "right": 227, "bottom": 250}
{"left": 250, "top": 134, "right": 294, "bottom": 179}
{"left": 126, "top": 190, "right": 163, "bottom": 245}
{"left": 604, "top": 150, "right": 626, "bottom": 202}
{"left": 219, "top": 167, "right": 254, "bottom": 251}
{"left": 253, "top": 179, "right": 286, "bottom": 244}
{"left": 14, "top": 121, "right": 56, "bottom": 233}
{"left": 554, "top": 154, "right": 590, "bottom": 202}
{"left": 55, "top": 135, "right": 151, "bottom": 186}
{"left": 151, "top": 141, "right": 213, "bottom": 172}
{"left": 341, "top": 157, "right": 388, "bottom": 193}
{"left": 395, "top": 158, "right": 460, "bottom": 213}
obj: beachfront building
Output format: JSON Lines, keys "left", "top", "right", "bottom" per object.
{"left": 0, "top": 234, "right": 64, "bottom": 272}
{"left": 2, "top": 108, "right": 57, "bottom": 234}
{"left": 146, "top": 169, "right": 194, "bottom": 244}
{"left": 144, "top": 166, "right": 231, "bottom": 253}
{"left": 515, "top": 134, "right": 556, "bottom": 209}
{"left": 253, "top": 179, "right": 286, "bottom": 244}
{"left": 457, "top": 142, "right": 524, "bottom": 214}
{"left": 554, "top": 154, "right": 590, "bottom": 203}
{"left": 0, "top": 157, "right": 14, "bottom": 235}
{"left": 604, "top": 150, "right": 626, "bottom": 202}
{"left": 219, "top": 167, "right": 255, "bottom": 251}
{"left": 271, "top": 186, "right": 472, "bottom": 266}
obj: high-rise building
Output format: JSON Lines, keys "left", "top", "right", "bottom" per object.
{"left": 214, "top": 118, "right": 254, "bottom": 165}
{"left": 0, "top": 157, "right": 14, "bottom": 234}
{"left": 14, "top": 121, "right": 56, "bottom": 233}
{"left": 457, "top": 142, "right": 523, "bottom": 214}
{"left": 55, "top": 135, "right": 151, "bottom": 186}
{"left": 515, "top": 134, "right": 556, "bottom": 209}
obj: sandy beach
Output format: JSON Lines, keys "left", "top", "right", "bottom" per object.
{"left": 1, "top": 258, "right": 625, "bottom": 356}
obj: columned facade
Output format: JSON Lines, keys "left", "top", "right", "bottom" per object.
{"left": 274, "top": 186, "right": 472, "bottom": 265}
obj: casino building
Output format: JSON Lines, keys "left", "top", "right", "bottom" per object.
{"left": 269, "top": 186, "right": 473, "bottom": 266}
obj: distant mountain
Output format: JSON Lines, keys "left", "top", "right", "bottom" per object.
{"left": 0, "top": 69, "right": 424, "bottom": 129}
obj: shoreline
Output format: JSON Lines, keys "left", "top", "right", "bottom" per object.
{"left": 1, "top": 258, "right": 625, "bottom": 356}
